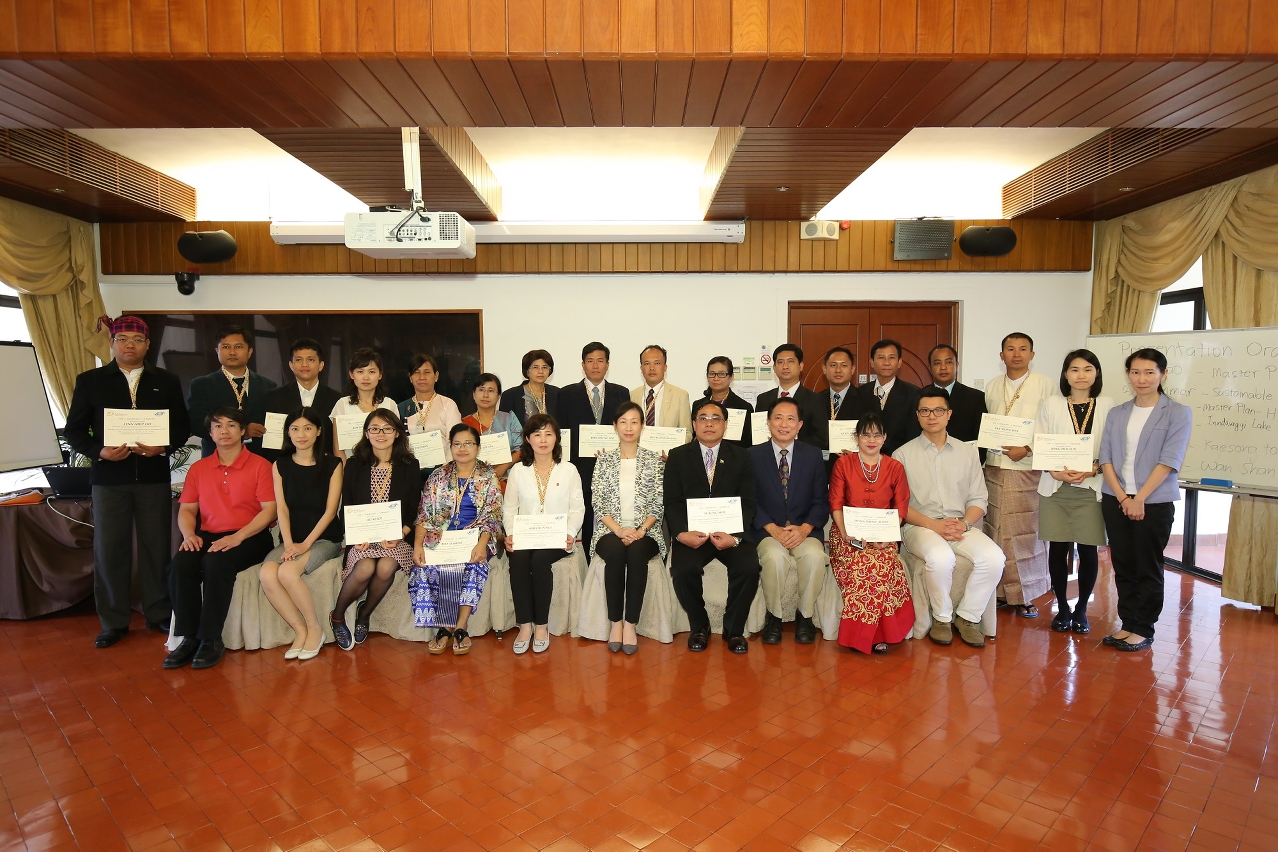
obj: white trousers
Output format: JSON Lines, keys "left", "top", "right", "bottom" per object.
{"left": 757, "top": 536, "right": 826, "bottom": 618}
{"left": 901, "top": 524, "right": 1004, "bottom": 624}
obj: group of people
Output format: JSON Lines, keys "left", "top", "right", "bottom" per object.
{"left": 65, "top": 318, "right": 1191, "bottom": 670}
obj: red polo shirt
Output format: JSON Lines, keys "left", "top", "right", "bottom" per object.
{"left": 180, "top": 447, "right": 275, "bottom": 533}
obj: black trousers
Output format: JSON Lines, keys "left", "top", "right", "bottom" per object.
{"left": 670, "top": 539, "right": 760, "bottom": 637}
{"left": 508, "top": 548, "right": 560, "bottom": 625}
{"left": 92, "top": 483, "right": 173, "bottom": 631}
{"left": 169, "top": 528, "right": 274, "bottom": 641}
{"left": 596, "top": 534, "right": 659, "bottom": 624}
{"left": 1101, "top": 494, "right": 1175, "bottom": 639}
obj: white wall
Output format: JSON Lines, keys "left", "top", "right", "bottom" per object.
{"left": 99, "top": 270, "right": 1092, "bottom": 398}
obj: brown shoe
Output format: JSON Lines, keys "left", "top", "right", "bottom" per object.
{"left": 954, "top": 616, "right": 986, "bottom": 647}
{"left": 928, "top": 620, "right": 952, "bottom": 645}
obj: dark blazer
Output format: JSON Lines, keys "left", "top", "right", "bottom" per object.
{"left": 749, "top": 440, "right": 829, "bottom": 541}
{"left": 858, "top": 378, "right": 921, "bottom": 457}
{"left": 260, "top": 381, "right": 343, "bottom": 462}
{"left": 557, "top": 380, "right": 630, "bottom": 448}
{"left": 811, "top": 385, "right": 867, "bottom": 455}
{"left": 64, "top": 363, "right": 191, "bottom": 487}
{"left": 186, "top": 368, "right": 278, "bottom": 457}
{"left": 498, "top": 382, "right": 560, "bottom": 427}
{"left": 924, "top": 381, "right": 988, "bottom": 462}
{"left": 340, "top": 457, "right": 421, "bottom": 539}
{"left": 700, "top": 389, "right": 755, "bottom": 447}
{"left": 664, "top": 440, "right": 756, "bottom": 544}
{"left": 756, "top": 385, "right": 822, "bottom": 449}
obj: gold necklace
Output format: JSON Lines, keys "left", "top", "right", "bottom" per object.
{"left": 414, "top": 393, "right": 435, "bottom": 429}
{"left": 534, "top": 462, "right": 553, "bottom": 506}
{"left": 222, "top": 367, "right": 249, "bottom": 409}
{"left": 529, "top": 385, "right": 546, "bottom": 414}
{"left": 1002, "top": 375, "right": 1025, "bottom": 415}
{"left": 1067, "top": 397, "right": 1095, "bottom": 434}
{"left": 123, "top": 367, "right": 142, "bottom": 409}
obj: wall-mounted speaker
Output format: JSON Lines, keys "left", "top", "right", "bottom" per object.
{"left": 177, "top": 230, "right": 238, "bottom": 265}
{"left": 958, "top": 225, "right": 1018, "bottom": 257}
{"left": 892, "top": 220, "right": 954, "bottom": 260}
{"left": 800, "top": 220, "right": 839, "bottom": 241}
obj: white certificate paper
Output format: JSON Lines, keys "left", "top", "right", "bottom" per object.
{"left": 750, "top": 411, "right": 770, "bottom": 445}
{"left": 726, "top": 408, "right": 748, "bottom": 442}
{"left": 334, "top": 414, "right": 366, "bottom": 451}
{"left": 261, "top": 412, "right": 288, "bottom": 450}
{"left": 560, "top": 428, "right": 571, "bottom": 461}
{"left": 344, "top": 501, "right": 404, "bottom": 544}
{"left": 512, "top": 513, "right": 572, "bottom": 551}
{"left": 1032, "top": 433, "right": 1095, "bottom": 472}
{"left": 977, "top": 413, "right": 1036, "bottom": 450}
{"left": 578, "top": 424, "right": 620, "bottom": 455}
{"left": 639, "top": 426, "right": 686, "bottom": 453}
{"left": 827, "top": 420, "right": 860, "bottom": 454}
{"left": 478, "top": 432, "right": 513, "bottom": 465}
{"left": 686, "top": 496, "right": 744, "bottom": 534}
{"left": 103, "top": 408, "right": 169, "bottom": 447}
{"left": 419, "top": 528, "right": 480, "bottom": 565}
{"left": 409, "top": 430, "right": 446, "bottom": 468}
{"left": 842, "top": 507, "right": 902, "bottom": 542}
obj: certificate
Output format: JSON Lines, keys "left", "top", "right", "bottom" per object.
{"left": 409, "top": 430, "right": 446, "bottom": 468}
{"left": 726, "top": 408, "right": 748, "bottom": 442}
{"left": 512, "top": 513, "right": 572, "bottom": 551}
{"left": 344, "top": 501, "right": 404, "bottom": 544}
{"left": 419, "top": 528, "right": 480, "bottom": 565}
{"left": 977, "top": 413, "right": 1036, "bottom": 450}
{"left": 334, "top": 414, "right": 366, "bottom": 452}
{"left": 686, "top": 496, "right": 744, "bottom": 534}
{"left": 560, "top": 428, "right": 571, "bottom": 461}
{"left": 103, "top": 408, "right": 169, "bottom": 447}
{"left": 750, "top": 411, "right": 770, "bottom": 445}
{"left": 261, "top": 412, "right": 288, "bottom": 451}
{"left": 842, "top": 507, "right": 902, "bottom": 542}
{"left": 827, "top": 420, "right": 860, "bottom": 454}
{"left": 639, "top": 426, "right": 686, "bottom": 454}
{"left": 578, "top": 424, "right": 620, "bottom": 455}
{"left": 1032, "top": 433, "right": 1096, "bottom": 472}
{"left": 478, "top": 432, "right": 513, "bottom": 465}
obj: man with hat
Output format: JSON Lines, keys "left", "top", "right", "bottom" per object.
{"left": 65, "top": 316, "right": 191, "bottom": 648}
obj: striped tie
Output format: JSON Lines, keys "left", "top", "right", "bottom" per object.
{"left": 704, "top": 447, "right": 715, "bottom": 485}
{"left": 645, "top": 388, "right": 656, "bottom": 425}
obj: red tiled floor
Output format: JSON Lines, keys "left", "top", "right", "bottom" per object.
{"left": 2, "top": 560, "right": 1276, "bottom": 851}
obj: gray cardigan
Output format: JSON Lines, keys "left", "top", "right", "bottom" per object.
{"left": 1099, "top": 394, "right": 1192, "bottom": 504}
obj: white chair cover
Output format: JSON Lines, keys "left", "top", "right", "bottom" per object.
{"left": 468, "top": 551, "right": 516, "bottom": 636}
{"left": 468, "top": 546, "right": 586, "bottom": 637}
{"left": 574, "top": 553, "right": 683, "bottom": 643}
{"left": 900, "top": 548, "right": 999, "bottom": 639}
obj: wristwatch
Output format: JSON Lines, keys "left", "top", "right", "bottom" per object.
{"left": 731, "top": 534, "right": 743, "bottom": 546}
{"left": 963, "top": 521, "right": 973, "bottom": 532}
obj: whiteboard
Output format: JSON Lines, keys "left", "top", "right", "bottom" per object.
{"left": 0, "top": 342, "right": 64, "bottom": 473}
{"left": 1086, "top": 328, "right": 1278, "bottom": 495}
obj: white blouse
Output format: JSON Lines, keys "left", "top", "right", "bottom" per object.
{"left": 504, "top": 461, "right": 586, "bottom": 541}
{"left": 618, "top": 457, "right": 637, "bottom": 528}
{"left": 329, "top": 397, "right": 398, "bottom": 419}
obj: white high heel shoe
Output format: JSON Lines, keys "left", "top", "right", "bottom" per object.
{"left": 296, "top": 635, "right": 324, "bottom": 660}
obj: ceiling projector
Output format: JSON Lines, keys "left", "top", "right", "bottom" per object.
{"left": 344, "top": 210, "right": 476, "bottom": 259}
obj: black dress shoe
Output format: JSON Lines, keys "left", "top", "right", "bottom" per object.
{"left": 190, "top": 639, "right": 226, "bottom": 669}
{"left": 95, "top": 628, "right": 128, "bottom": 648}
{"left": 761, "top": 613, "right": 782, "bottom": 645}
{"left": 687, "top": 630, "right": 709, "bottom": 652}
{"left": 726, "top": 635, "right": 748, "bottom": 654}
{"left": 162, "top": 638, "right": 199, "bottom": 669}
{"left": 794, "top": 614, "right": 816, "bottom": 644}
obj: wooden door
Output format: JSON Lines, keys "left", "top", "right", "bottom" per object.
{"left": 788, "top": 301, "right": 957, "bottom": 391}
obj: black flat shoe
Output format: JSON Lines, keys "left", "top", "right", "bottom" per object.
{"left": 1102, "top": 634, "right": 1126, "bottom": 647}
{"left": 1051, "top": 609, "right": 1072, "bottom": 632}
{"left": 687, "top": 630, "right": 708, "bottom": 652}
{"left": 1115, "top": 636, "right": 1152, "bottom": 652}
{"left": 1071, "top": 615, "right": 1090, "bottom": 635}
{"left": 162, "top": 637, "right": 199, "bottom": 669}
{"left": 726, "top": 635, "right": 748, "bottom": 654}
{"left": 95, "top": 628, "right": 128, "bottom": 648}
{"left": 190, "top": 639, "right": 225, "bottom": 669}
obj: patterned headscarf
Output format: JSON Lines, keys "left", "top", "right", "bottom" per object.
{"left": 96, "top": 315, "right": 149, "bottom": 338}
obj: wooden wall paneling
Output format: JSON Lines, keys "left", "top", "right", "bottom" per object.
{"left": 508, "top": 0, "right": 544, "bottom": 54}
{"left": 431, "top": 0, "right": 470, "bottom": 54}
{"left": 53, "top": 0, "right": 94, "bottom": 55}
{"left": 976, "top": 60, "right": 1079, "bottom": 126}
{"left": 916, "top": 0, "right": 954, "bottom": 56}
{"left": 17, "top": 59, "right": 162, "bottom": 124}
{"left": 547, "top": 59, "right": 595, "bottom": 125}
{"left": 363, "top": 58, "right": 445, "bottom": 125}
{"left": 657, "top": 0, "right": 693, "bottom": 54}
{"left": 583, "top": 0, "right": 621, "bottom": 55}
{"left": 841, "top": 0, "right": 879, "bottom": 56}
{"left": 947, "top": 60, "right": 1052, "bottom": 125}
{"left": 682, "top": 57, "right": 729, "bottom": 124}
{"left": 244, "top": 0, "right": 285, "bottom": 56}
{"left": 206, "top": 0, "right": 248, "bottom": 56}
{"left": 805, "top": 0, "right": 842, "bottom": 56}
{"left": 652, "top": 57, "right": 691, "bottom": 124}
{"left": 545, "top": 0, "right": 583, "bottom": 53}
{"left": 952, "top": 0, "right": 991, "bottom": 55}
{"left": 0, "top": 63, "right": 118, "bottom": 124}
{"left": 1098, "top": 0, "right": 1137, "bottom": 56}
{"left": 884, "top": 60, "right": 979, "bottom": 127}
{"left": 1132, "top": 63, "right": 1278, "bottom": 128}
{"left": 436, "top": 59, "right": 506, "bottom": 124}
{"left": 1211, "top": 0, "right": 1248, "bottom": 56}
{"left": 583, "top": 59, "right": 623, "bottom": 124}
{"left": 164, "top": 60, "right": 302, "bottom": 126}
{"left": 1031, "top": 60, "right": 1150, "bottom": 125}
{"left": 879, "top": 0, "right": 918, "bottom": 56}
{"left": 509, "top": 59, "right": 566, "bottom": 125}
{"left": 354, "top": 0, "right": 397, "bottom": 57}
{"left": 255, "top": 59, "right": 361, "bottom": 126}
{"left": 769, "top": 59, "right": 837, "bottom": 125}
{"left": 798, "top": 60, "right": 873, "bottom": 126}
{"left": 829, "top": 61, "right": 911, "bottom": 126}
{"left": 710, "top": 58, "right": 765, "bottom": 125}
{"left": 469, "top": 0, "right": 507, "bottom": 55}
{"left": 1191, "top": 74, "right": 1278, "bottom": 128}
{"left": 473, "top": 59, "right": 537, "bottom": 125}
{"left": 988, "top": 0, "right": 1027, "bottom": 57}
{"left": 1079, "top": 62, "right": 1231, "bottom": 127}
{"left": 1172, "top": 0, "right": 1210, "bottom": 56}
{"left": 698, "top": 125, "right": 742, "bottom": 215}
{"left": 1026, "top": 0, "right": 1064, "bottom": 56}
{"left": 15, "top": 1, "right": 57, "bottom": 55}
{"left": 1251, "top": 2, "right": 1278, "bottom": 56}
{"left": 398, "top": 59, "right": 475, "bottom": 125}
{"left": 619, "top": 0, "right": 657, "bottom": 54}
{"left": 1005, "top": 59, "right": 1111, "bottom": 125}
{"left": 767, "top": 0, "right": 805, "bottom": 55}
{"left": 393, "top": 0, "right": 431, "bottom": 55}
{"left": 692, "top": 0, "right": 732, "bottom": 54}
{"left": 1135, "top": 0, "right": 1174, "bottom": 56}
{"left": 290, "top": 58, "right": 386, "bottom": 124}
{"left": 858, "top": 60, "right": 946, "bottom": 126}
{"left": 0, "top": 76, "right": 88, "bottom": 126}
{"left": 620, "top": 58, "right": 657, "bottom": 124}
{"left": 1062, "top": 0, "right": 1100, "bottom": 55}
{"left": 740, "top": 58, "right": 801, "bottom": 125}
{"left": 318, "top": 0, "right": 359, "bottom": 57}
{"left": 0, "top": 1, "right": 17, "bottom": 56}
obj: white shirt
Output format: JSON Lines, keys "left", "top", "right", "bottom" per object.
{"left": 698, "top": 441, "right": 721, "bottom": 470}
{"left": 504, "top": 461, "right": 587, "bottom": 541}
{"left": 119, "top": 365, "right": 143, "bottom": 383}
{"left": 584, "top": 379, "right": 607, "bottom": 422}
{"left": 829, "top": 385, "right": 852, "bottom": 414}
{"left": 777, "top": 382, "right": 802, "bottom": 398}
{"left": 618, "top": 457, "right": 637, "bottom": 528}
{"left": 297, "top": 381, "right": 319, "bottom": 408}
{"left": 893, "top": 433, "right": 988, "bottom": 520}
{"left": 641, "top": 381, "right": 665, "bottom": 414}
{"left": 330, "top": 397, "right": 397, "bottom": 419}
{"left": 984, "top": 371, "right": 1053, "bottom": 470}
{"left": 873, "top": 377, "right": 896, "bottom": 406}
{"left": 1121, "top": 405, "right": 1155, "bottom": 493}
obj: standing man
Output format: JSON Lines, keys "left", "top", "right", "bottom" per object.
{"left": 924, "top": 345, "right": 987, "bottom": 455}
{"left": 261, "top": 337, "right": 342, "bottom": 462}
{"left": 630, "top": 344, "right": 692, "bottom": 439}
{"left": 557, "top": 342, "right": 629, "bottom": 538}
{"left": 186, "top": 324, "right": 277, "bottom": 457}
{"left": 665, "top": 398, "right": 760, "bottom": 654}
{"left": 812, "top": 346, "right": 865, "bottom": 471}
{"left": 65, "top": 316, "right": 190, "bottom": 649}
{"left": 984, "top": 333, "right": 1053, "bottom": 616}
{"left": 857, "top": 339, "right": 920, "bottom": 456}
{"left": 756, "top": 344, "right": 821, "bottom": 448}
{"left": 750, "top": 398, "right": 829, "bottom": 644}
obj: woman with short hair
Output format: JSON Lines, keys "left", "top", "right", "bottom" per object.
{"left": 397, "top": 353, "right": 463, "bottom": 478}
{"left": 701, "top": 356, "right": 754, "bottom": 447}
{"left": 462, "top": 372, "right": 522, "bottom": 487}
{"left": 498, "top": 349, "right": 559, "bottom": 425}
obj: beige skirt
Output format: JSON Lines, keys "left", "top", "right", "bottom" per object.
{"left": 1038, "top": 483, "right": 1107, "bottom": 547}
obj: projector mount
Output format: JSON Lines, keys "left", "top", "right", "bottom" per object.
{"left": 390, "top": 127, "right": 428, "bottom": 242}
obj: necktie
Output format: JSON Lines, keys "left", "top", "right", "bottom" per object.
{"left": 778, "top": 448, "right": 789, "bottom": 501}
{"left": 875, "top": 386, "right": 886, "bottom": 409}
{"left": 704, "top": 447, "right": 715, "bottom": 485}
{"left": 780, "top": 389, "right": 790, "bottom": 398}
{"left": 591, "top": 386, "right": 602, "bottom": 423}
{"left": 832, "top": 391, "right": 841, "bottom": 414}
{"left": 645, "top": 388, "right": 656, "bottom": 426}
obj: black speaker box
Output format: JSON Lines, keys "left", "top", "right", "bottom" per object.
{"left": 177, "top": 230, "right": 238, "bottom": 264}
{"left": 958, "top": 225, "right": 1017, "bottom": 257}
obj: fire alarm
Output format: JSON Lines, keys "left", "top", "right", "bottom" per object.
{"left": 840, "top": 220, "right": 851, "bottom": 230}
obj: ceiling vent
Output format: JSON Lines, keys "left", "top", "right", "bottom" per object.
{"left": 892, "top": 220, "right": 953, "bottom": 261}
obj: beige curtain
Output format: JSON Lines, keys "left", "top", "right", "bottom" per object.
{"left": 0, "top": 197, "right": 110, "bottom": 416}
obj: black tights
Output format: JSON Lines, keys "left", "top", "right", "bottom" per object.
{"left": 333, "top": 556, "right": 399, "bottom": 624}
{"left": 1048, "top": 541, "right": 1098, "bottom": 616}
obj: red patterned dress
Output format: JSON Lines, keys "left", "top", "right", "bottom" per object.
{"left": 829, "top": 452, "right": 915, "bottom": 653}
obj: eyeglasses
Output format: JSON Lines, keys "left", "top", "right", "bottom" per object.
{"left": 451, "top": 441, "right": 477, "bottom": 449}
{"left": 695, "top": 415, "right": 724, "bottom": 423}
{"left": 112, "top": 335, "right": 146, "bottom": 345}
{"left": 858, "top": 432, "right": 886, "bottom": 440}
{"left": 366, "top": 426, "right": 397, "bottom": 435}
{"left": 917, "top": 408, "right": 950, "bottom": 417}
{"left": 706, "top": 372, "right": 730, "bottom": 379}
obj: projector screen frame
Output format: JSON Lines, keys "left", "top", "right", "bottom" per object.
{"left": 0, "top": 341, "right": 65, "bottom": 473}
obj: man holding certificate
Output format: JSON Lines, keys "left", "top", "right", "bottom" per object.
{"left": 664, "top": 399, "right": 760, "bottom": 654}
{"left": 163, "top": 408, "right": 276, "bottom": 670}
{"left": 66, "top": 315, "right": 190, "bottom": 649}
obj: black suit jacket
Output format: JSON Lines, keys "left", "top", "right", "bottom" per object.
{"left": 340, "top": 456, "right": 421, "bottom": 539}
{"left": 260, "top": 381, "right": 344, "bottom": 462}
{"left": 498, "top": 382, "right": 560, "bottom": 427}
{"left": 858, "top": 379, "right": 922, "bottom": 457}
{"left": 664, "top": 441, "right": 756, "bottom": 544}
{"left": 64, "top": 363, "right": 191, "bottom": 487}
{"left": 810, "top": 385, "right": 867, "bottom": 455}
{"left": 557, "top": 380, "right": 630, "bottom": 453}
{"left": 755, "top": 385, "right": 822, "bottom": 449}
{"left": 749, "top": 441, "right": 829, "bottom": 541}
{"left": 186, "top": 368, "right": 278, "bottom": 456}
{"left": 924, "top": 381, "right": 988, "bottom": 462}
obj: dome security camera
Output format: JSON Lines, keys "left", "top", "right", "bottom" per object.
{"left": 175, "top": 271, "right": 199, "bottom": 296}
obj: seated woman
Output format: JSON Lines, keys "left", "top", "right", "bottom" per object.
{"left": 589, "top": 402, "right": 666, "bottom": 655}
{"left": 410, "top": 423, "right": 503, "bottom": 656}
{"left": 498, "top": 349, "right": 560, "bottom": 425}
{"left": 397, "top": 353, "right": 462, "bottom": 482}
{"left": 330, "top": 347, "right": 397, "bottom": 461}
{"left": 503, "top": 413, "right": 584, "bottom": 654}
{"left": 258, "top": 407, "right": 344, "bottom": 661}
{"left": 330, "top": 410, "right": 420, "bottom": 650}
{"left": 702, "top": 356, "right": 754, "bottom": 447}
{"left": 462, "top": 372, "right": 521, "bottom": 489}
{"left": 828, "top": 413, "right": 914, "bottom": 654}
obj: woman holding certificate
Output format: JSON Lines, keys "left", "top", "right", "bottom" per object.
{"left": 462, "top": 373, "right": 521, "bottom": 489}
{"left": 588, "top": 402, "right": 667, "bottom": 654}
{"left": 1098, "top": 349, "right": 1192, "bottom": 653}
{"left": 397, "top": 354, "right": 462, "bottom": 482}
{"left": 1036, "top": 350, "right": 1113, "bottom": 635}
{"left": 503, "top": 414, "right": 585, "bottom": 654}
{"left": 702, "top": 356, "right": 754, "bottom": 447}
{"left": 330, "top": 348, "right": 397, "bottom": 460}
{"left": 827, "top": 413, "right": 914, "bottom": 654}
{"left": 330, "top": 410, "right": 420, "bottom": 651}
{"left": 411, "top": 424, "right": 504, "bottom": 655}
{"left": 259, "top": 408, "right": 344, "bottom": 660}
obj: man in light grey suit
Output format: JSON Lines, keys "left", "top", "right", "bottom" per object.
{"left": 631, "top": 344, "right": 692, "bottom": 441}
